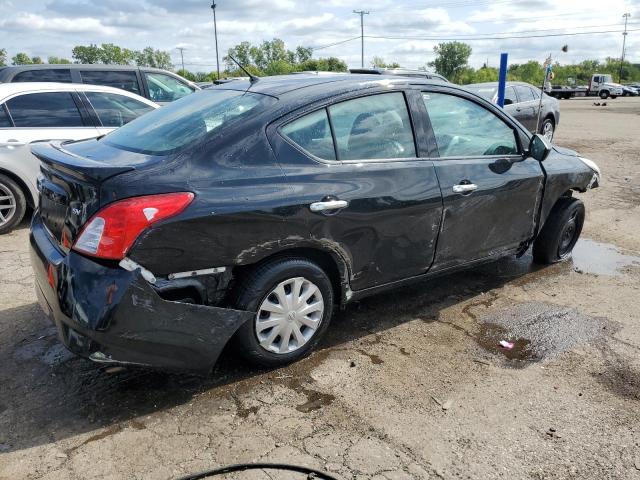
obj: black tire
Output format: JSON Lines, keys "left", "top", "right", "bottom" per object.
{"left": 0, "top": 174, "right": 27, "bottom": 235}
{"left": 599, "top": 90, "right": 609, "bottom": 100}
{"left": 611, "top": 95, "right": 617, "bottom": 99}
{"left": 532, "top": 198, "right": 585, "bottom": 264}
{"left": 232, "top": 257, "right": 334, "bottom": 367}
{"left": 540, "top": 117, "right": 555, "bottom": 141}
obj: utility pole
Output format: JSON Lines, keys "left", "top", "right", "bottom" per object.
{"left": 620, "top": 13, "right": 631, "bottom": 83}
{"left": 177, "top": 47, "right": 186, "bottom": 72}
{"left": 211, "top": 1, "right": 220, "bottom": 80}
{"left": 353, "top": 10, "right": 369, "bottom": 68}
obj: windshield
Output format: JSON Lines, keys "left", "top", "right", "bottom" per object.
{"left": 102, "top": 89, "right": 276, "bottom": 155}
{"left": 602, "top": 74, "right": 613, "bottom": 83}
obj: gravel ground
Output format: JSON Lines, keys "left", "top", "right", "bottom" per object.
{"left": 1, "top": 97, "right": 639, "bottom": 480}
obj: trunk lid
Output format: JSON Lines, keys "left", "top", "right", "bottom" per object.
{"left": 31, "top": 139, "right": 145, "bottom": 252}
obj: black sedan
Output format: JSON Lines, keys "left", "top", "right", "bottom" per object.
{"left": 30, "top": 74, "right": 600, "bottom": 373}
{"left": 465, "top": 81, "right": 560, "bottom": 141}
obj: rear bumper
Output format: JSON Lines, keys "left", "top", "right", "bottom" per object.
{"left": 29, "top": 215, "right": 253, "bottom": 374}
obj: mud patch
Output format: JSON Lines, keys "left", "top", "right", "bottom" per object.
{"left": 477, "top": 302, "right": 612, "bottom": 367}
{"left": 571, "top": 238, "right": 640, "bottom": 276}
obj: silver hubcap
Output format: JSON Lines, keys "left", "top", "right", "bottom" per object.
{"left": 543, "top": 121, "right": 554, "bottom": 141}
{"left": 255, "top": 277, "right": 324, "bottom": 354}
{"left": 0, "top": 183, "right": 16, "bottom": 227}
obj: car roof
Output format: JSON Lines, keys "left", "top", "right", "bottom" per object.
{"left": 0, "top": 82, "right": 158, "bottom": 106}
{"left": 218, "top": 73, "right": 454, "bottom": 98}
{"left": 0, "top": 64, "right": 167, "bottom": 73}
{"left": 466, "top": 81, "right": 536, "bottom": 88}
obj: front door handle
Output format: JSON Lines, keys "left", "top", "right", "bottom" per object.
{"left": 452, "top": 183, "right": 478, "bottom": 194}
{"left": 0, "top": 139, "right": 26, "bottom": 147}
{"left": 310, "top": 199, "right": 348, "bottom": 212}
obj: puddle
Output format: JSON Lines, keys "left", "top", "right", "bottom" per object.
{"left": 476, "top": 302, "right": 611, "bottom": 367}
{"left": 571, "top": 238, "right": 640, "bottom": 276}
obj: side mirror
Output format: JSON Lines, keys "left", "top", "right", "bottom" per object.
{"left": 529, "top": 134, "right": 552, "bottom": 162}
{"left": 504, "top": 98, "right": 514, "bottom": 105}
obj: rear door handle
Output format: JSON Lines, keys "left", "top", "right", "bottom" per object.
{"left": 0, "top": 139, "right": 26, "bottom": 147}
{"left": 452, "top": 183, "right": 478, "bottom": 194}
{"left": 310, "top": 199, "right": 348, "bottom": 212}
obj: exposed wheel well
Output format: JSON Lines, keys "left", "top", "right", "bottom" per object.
{"left": 230, "top": 247, "right": 348, "bottom": 307}
{"left": 0, "top": 168, "right": 35, "bottom": 207}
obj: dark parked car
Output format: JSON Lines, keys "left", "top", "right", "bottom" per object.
{"left": 0, "top": 64, "right": 199, "bottom": 104}
{"left": 30, "top": 74, "right": 600, "bottom": 373}
{"left": 465, "top": 82, "right": 560, "bottom": 141}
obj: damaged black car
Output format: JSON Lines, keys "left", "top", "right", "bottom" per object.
{"left": 29, "top": 74, "right": 601, "bottom": 373}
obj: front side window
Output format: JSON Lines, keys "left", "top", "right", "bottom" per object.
{"left": 13, "top": 69, "right": 72, "bottom": 83}
{"left": 328, "top": 92, "right": 416, "bottom": 160}
{"left": 85, "top": 92, "right": 154, "bottom": 127}
{"left": 80, "top": 70, "right": 141, "bottom": 95}
{"left": 103, "top": 89, "right": 276, "bottom": 155}
{"left": 505, "top": 86, "right": 517, "bottom": 105}
{"left": 281, "top": 109, "right": 335, "bottom": 160}
{"left": 6, "top": 92, "right": 84, "bottom": 128}
{"left": 0, "top": 105, "right": 12, "bottom": 128}
{"left": 422, "top": 92, "right": 518, "bottom": 157}
{"left": 144, "top": 72, "right": 194, "bottom": 102}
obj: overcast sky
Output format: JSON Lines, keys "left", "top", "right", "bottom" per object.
{"left": 1, "top": 0, "right": 639, "bottom": 71}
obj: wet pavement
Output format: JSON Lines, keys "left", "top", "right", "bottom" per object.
{"left": 1, "top": 98, "right": 640, "bottom": 479}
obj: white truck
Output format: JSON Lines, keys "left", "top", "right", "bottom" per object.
{"left": 548, "top": 74, "right": 624, "bottom": 100}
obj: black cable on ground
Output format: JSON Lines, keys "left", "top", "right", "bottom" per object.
{"left": 176, "top": 462, "right": 339, "bottom": 480}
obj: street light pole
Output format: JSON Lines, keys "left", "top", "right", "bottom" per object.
{"left": 353, "top": 10, "right": 369, "bottom": 68}
{"left": 211, "top": 1, "right": 220, "bottom": 80}
{"left": 620, "top": 13, "right": 631, "bottom": 83}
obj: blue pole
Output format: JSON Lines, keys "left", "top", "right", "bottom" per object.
{"left": 497, "top": 52, "right": 508, "bottom": 107}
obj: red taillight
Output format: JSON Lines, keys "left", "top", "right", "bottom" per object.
{"left": 72, "top": 192, "right": 194, "bottom": 260}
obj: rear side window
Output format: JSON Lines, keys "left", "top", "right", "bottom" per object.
{"left": 80, "top": 70, "right": 141, "bottom": 95}
{"left": 103, "top": 89, "right": 276, "bottom": 155}
{"left": 530, "top": 87, "right": 541, "bottom": 99}
{"left": 0, "top": 105, "right": 12, "bottom": 128}
{"left": 6, "top": 92, "right": 84, "bottom": 128}
{"left": 505, "top": 86, "right": 517, "bottom": 104}
{"left": 515, "top": 86, "right": 535, "bottom": 102}
{"left": 144, "top": 72, "right": 194, "bottom": 102}
{"left": 328, "top": 92, "right": 416, "bottom": 160}
{"left": 85, "top": 92, "right": 154, "bottom": 127}
{"left": 281, "top": 109, "right": 336, "bottom": 160}
{"left": 423, "top": 92, "right": 518, "bottom": 157}
{"left": 12, "top": 69, "right": 72, "bottom": 83}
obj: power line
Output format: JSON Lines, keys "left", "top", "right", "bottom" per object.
{"left": 311, "top": 36, "right": 362, "bottom": 51}
{"left": 353, "top": 10, "right": 370, "bottom": 68}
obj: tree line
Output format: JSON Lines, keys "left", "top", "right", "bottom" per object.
{"left": 2, "top": 40, "right": 639, "bottom": 85}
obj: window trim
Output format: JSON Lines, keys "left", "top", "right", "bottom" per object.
{"left": 420, "top": 88, "right": 525, "bottom": 161}
{"left": 277, "top": 90, "right": 420, "bottom": 165}
{"left": 0, "top": 104, "right": 15, "bottom": 128}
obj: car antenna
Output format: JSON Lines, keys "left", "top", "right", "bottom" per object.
{"left": 227, "top": 55, "right": 259, "bottom": 84}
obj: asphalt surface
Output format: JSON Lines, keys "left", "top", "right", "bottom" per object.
{"left": 1, "top": 97, "right": 639, "bottom": 480}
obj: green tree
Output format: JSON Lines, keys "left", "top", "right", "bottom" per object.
{"left": 295, "top": 46, "right": 312, "bottom": 63}
{"left": 48, "top": 56, "right": 71, "bottom": 64}
{"left": 11, "top": 52, "right": 32, "bottom": 65}
{"left": 226, "top": 41, "right": 252, "bottom": 67}
{"left": 134, "top": 47, "right": 172, "bottom": 69}
{"left": 99, "top": 43, "right": 134, "bottom": 64}
{"left": 0, "top": 49, "right": 7, "bottom": 67}
{"left": 176, "top": 69, "right": 196, "bottom": 81}
{"left": 72, "top": 44, "right": 102, "bottom": 63}
{"left": 31, "top": 56, "right": 44, "bottom": 64}
{"left": 428, "top": 41, "right": 472, "bottom": 83}
{"left": 372, "top": 56, "right": 400, "bottom": 69}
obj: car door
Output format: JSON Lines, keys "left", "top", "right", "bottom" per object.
{"left": 419, "top": 89, "right": 544, "bottom": 271}
{"left": 81, "top": 91, "right": 156, "bottom": 136}
{"left": 270, "top": 90, "right": 443, "bottom": 291}
{"left": 513, "top": 85, "right": 538, "bottom": 132}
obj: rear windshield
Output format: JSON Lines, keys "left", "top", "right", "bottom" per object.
{"left": 102, "top": 89, "right": 276, "bottom": 155}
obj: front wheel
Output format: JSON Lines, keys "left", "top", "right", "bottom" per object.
{"left": 232, "top": 257, "right": 334, "bottom": 367}
{"left": 599, "top": 90, "right": 609, "bottom": 100}
{"left": 533, "top": 198, "right": 585, "bottom": 264}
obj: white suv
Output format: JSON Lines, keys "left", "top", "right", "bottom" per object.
{"left": 0, "top": 83, "right": 158, "bottom": 233}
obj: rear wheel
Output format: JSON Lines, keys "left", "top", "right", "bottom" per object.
{"left": 541, "top": 118, "right": 555, "bottom": 142}
{"left": 232, "top": 257, "right": 334, "bottom": 367}
{"left": 0, "top": 174, "right": 27, "bottom": 235}
{"left": 533, "top": 198, "right": 585, "bottom": 264}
